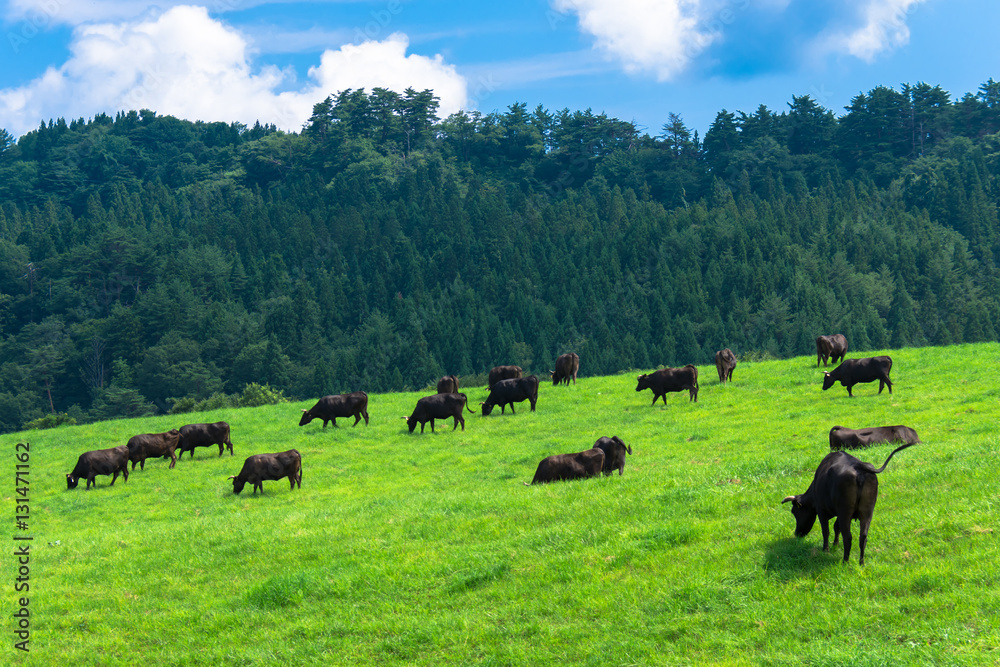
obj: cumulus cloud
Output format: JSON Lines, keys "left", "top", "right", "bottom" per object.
{"left": 551, "top": 0, "right": 718, "bottom": 81}
{"left": 823, "top": 0, "right": 927, "bottom": 62}
{"left": 0, "top": 5, "right": 468, "bottom": 136}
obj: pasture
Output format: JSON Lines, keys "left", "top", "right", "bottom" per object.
{"left": 3, "top": 343, "right": 999, "bottom": 666}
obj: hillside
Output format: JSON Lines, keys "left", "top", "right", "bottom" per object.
{"left": 4, "top": 343, "right": 998, "bottom": 665}
{"left": 1, "top": 81, "right": 999, "bottom": 432}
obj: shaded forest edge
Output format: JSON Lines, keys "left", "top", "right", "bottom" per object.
{"left": 0, "top": 80, "right": 998, "bottom": 432}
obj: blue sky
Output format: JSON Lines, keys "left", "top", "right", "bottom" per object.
{"left": 1, "top": 1, "right": 998, "bottom": 138}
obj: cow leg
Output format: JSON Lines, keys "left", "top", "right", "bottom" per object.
{"left": 87, "top": 475, "right": 95, "bottom": 490}
{"left": 858, "top": 517, "right": 873, "bottom": 565}
{"left": 820, "top": 518, "right": 831, "bottom": 552}
{"left": 362, "top": 410, "right": 370, "bottom": 425}
{"left": 169, "top": 453, "right": 176, "bottom": 469}
{"left": 832, "top": 518, "right": 841, "bottom": 546}
{"left": 510, "top": 403, "right": 515, "bottom": 415}
{"left": 846, "top": 385, "right": 854, "bottom": 398}
{"left": 352, "top": 413, "right": 362, "bottom": 426}
{"left": 838, "top": 513, "right": 853, "bottom": 563}
{"left": 111, "top": 471, "right": 119, "bottom": 486}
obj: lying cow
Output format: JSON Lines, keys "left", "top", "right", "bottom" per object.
{"left": 781, "top": 442, "right": 915, "bottom": 564}
{"left": 177, "top": 422, "right": 234, "bottom": 459}
{"left": 816, "top": 334, "right": 848, "bottom": 367}
{"left": 715, "top": 348, "right": 737, "bottom": 384}
{"left": 593, "top": 436, "right": 631, "bottom": 476}
{"left": 829, "top": 425, "right": 921, "bottom": 451}
{"left": 405, "top": 393, "right": 475, "bottom": 433}
{"left": 66, "top": 445, "right": 130, "bottom": 490}
{"left": 488, "top": 365, "right": 522, "bottom": 390}
{"left": 528, "top": 448, "right": 605, "bottom": 485}
{"left": 127, "top": 429, "right": 181, "bottom": 471}
{"left": 229, "top": 449, "right": 302, "bottom": 495}
{"left": 822, "top": 356, "right": 893, "bottom": 397}
{"left": 550, "top": 352, "right": 579, "bottom": 386}
{"left": 636, "top": 365, "right": 699, "bottom": 405}
{"left": 436, "top": 375, "right": 459, "bottom": 394}
{"left": 481, "top": 375, "right": 539, "bottom": 415}
{"left": 299, "top": 391, "right": 369, "bottom": 428}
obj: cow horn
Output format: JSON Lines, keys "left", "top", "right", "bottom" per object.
{"left": 781, "top": 495, "right": 796, "bottom": 504}
{"left": 301, "top": 409, "right": 308, "bottom": 413}
{"left": 227, "top": 475, "right": 236, "bottom": 480}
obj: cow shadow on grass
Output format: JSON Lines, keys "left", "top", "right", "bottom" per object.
{"left": 763, "top": 537, "right": 842, "bottom": 579}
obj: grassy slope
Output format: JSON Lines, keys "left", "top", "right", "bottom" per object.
{"left": 3, "top": 344, "right": 999, "bottom": 666}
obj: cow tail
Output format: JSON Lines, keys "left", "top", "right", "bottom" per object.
{"left": 873, "top": 442, "right": 917, "bottom": 474}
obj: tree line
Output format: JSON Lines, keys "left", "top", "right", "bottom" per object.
{"left": 0, "top": 80, "right": 998, "bottom": 432}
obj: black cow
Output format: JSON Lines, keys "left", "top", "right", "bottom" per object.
{"left": 528, "top": 448, "right": 605, "bottom": 485}
{"left": 177, "top": 422, "right": 234, "bottom": 459}
{"left": 299, "top": 392, "right": 369, "bottom": 428}
{"left": 816, "top": 334, "right": 848, "bottom": 367}
{"left": 481, "top": 375, "right": 539, "bottom": 415}
{"left": 127, "top": 429, "right": 181, "bottom": 471}
{"left": 550, "top": 353, "right": 580, "bottom": 386}
{"left": 636, "top": 365, "right": 699, "bottom": 405}
{"left": 593, "top": 436, "right": 631, "bottom": 476}
{"left": 488, "top": 365, "right": 522, "bottom": 390}
{"left": 829, "top": 425, "right": 921, "bottom": 451}
{"left": 437, "top": 375, "right": 459, "bottom": 394}
{"left": 715, "top": 348, "right": 737, "bottom": 384}
{"left": 229, "top": 450, "right": 302, "bottom": 495}
{"left": 782, "top": 442, "right": 915, "bottom": 564}
{"left": 66, "top": 445, "right": 130, "bottom": 490}
{"left": 405, "top": 393, "right": 475, "bottom": 433}
{"left": 822, "top": 356, "right": 893, "bottom": 397}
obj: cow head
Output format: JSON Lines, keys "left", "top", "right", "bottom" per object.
{"left": 480, "top": 401, "right": 495, "bottom": 416}
{"left": 298, "top": 409, "right": 314, "bottom": 427}
{"left": 781, "top": 494, "right": 817, "bottom": 537}
{"left": 229, "top": 474, "right": 246, "bottom": 494}
{"left": 403, "top": 415, "right": 417, "bottom": 433}
{"left": 66, "top": 474, "right": 79, "bottom": 490}
{"left": 822, "top": 372, "right": 835, "bottom": 391}
{"left": 635, "top": 374, "right": 650, "bottom": 392}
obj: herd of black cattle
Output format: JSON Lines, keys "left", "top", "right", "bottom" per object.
{"left": 65, "top": 340, "right": 920, "bottom": 565}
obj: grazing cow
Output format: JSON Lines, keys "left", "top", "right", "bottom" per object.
{"left": 829, "top": 425, "right": 921, "bottom": 451}
{"left": 299, "top": 392, "right": 369, "bottom": 428}
{"left": 636, "top": 365, "right": 699, "bottom": 405}
{"left": 66, "top": 445, "right": 130, "bottom": 490}
{"left": 715, "top": 348, "right": 737, "bottom": 384}
{"left": 550, "top": 353, "right": 580, "bottom": 386}
{"left": 177, "top": 422, "right": 234, "bottom": 459}
{"left": 127, "top": 429, "right": 181, "bottom": 471}
{"left": 528, "top": 448, "right": 605, "bottom": 485}
{"left": 488, "top": 365, "right": 522, "bottom": 390}
{"left": 436, "top": 375, "right": 459, "bottom": 394}
{"left": 782, "top": 442, "right": 915, "bottom": 565}
{"left": 405, "top": 393, "right": 475, "bottom": 433}
{"left": 229, "top": 449, "right": 302, "bottom": 495}
{"left": 816, "top": 334, "right": 848, "bottom": 367}
{"left": 593, "top": 436, "right": 631, "bottom": 476}
{"left": 481, "top": 375, "right": 539, "bottom": 416}
{"left": 822, "top": 356, "right": 893, "bottom": 397}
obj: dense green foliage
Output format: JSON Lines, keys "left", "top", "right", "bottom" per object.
{"left": 0, "top": 81, "right": 999, "bottom": 431}
{"left": 7, "top": 344, "right": 999, "bottom": 665}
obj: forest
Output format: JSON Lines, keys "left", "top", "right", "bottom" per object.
{"left": 0, "top": 80, "right": 998, "bottom": 432}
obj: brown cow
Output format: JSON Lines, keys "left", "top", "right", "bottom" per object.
{"left": 127, "top": 429, "right": 181, "bottom": 471}
{"left": 816, "top": 334, "right": 848, "bottom": 367}
{"left": 550, "top": 353, "right": 580, "bottom": 386}
{"left": 715, "top": 349, "right": 737, "bottom": 383}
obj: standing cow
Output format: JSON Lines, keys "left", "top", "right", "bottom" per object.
{"left": 66, "top": 445, "right": 130, "bottom": 490}
{"left": 127, "top": 429, "right": 181, "bottom": 471}
{"left": 177, "top": 422, "right": 234, "bottom": 458}
{"left": 550, "top": 353, "right": 580, "bottom": 386}
{"left": 299, "top": 392, "right": 369, "bottom": 428}
{"left": 436, "top": 375, "right": 459, "bottom": 394}
{"left": 782, "top": 442, "right": 915, "bottom": 565}
{"left": 636, "top": 365, "right": 699, "bottom": 405}
{"left": 229, "top": 450, "right": 302, "bottom": 495}
{"left": 593, "top": 436, "right": 631, "bottom": 476}
{"left": 816, "top": 334, "right": 848, "bottom": 367}
{"left": 527, "top": 448, "right": 605, "bottom": 484}
{"left": 481, "top": 375, "right": 539, "bottom": 415}
{"left": 822, "top": 356, "right": 893, "bottom": 397}
{"left": 405, "top": 393, "right": 475, "bottom": 433}
{"left": 715, "top": 349, "right": 737, "bottom": 384}
{"left": 488, "top": 365, "right": 522, "bottom": 390}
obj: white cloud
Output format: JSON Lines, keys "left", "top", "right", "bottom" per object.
{"left": 827, "top": 0, "right": 927, "bottom": 62}
{"left": 551, "top": 0, "right": 718, "bottom": 81}
{"left": 0, "top": 5, "right": 468, "bottom": 136}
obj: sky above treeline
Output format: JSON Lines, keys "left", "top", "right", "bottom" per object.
{"left": 1, "top": 0, "right": 998, "bottom": 139}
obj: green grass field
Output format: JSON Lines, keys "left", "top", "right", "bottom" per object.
{"left": 3, "top": 343, "right": 999, "bottom": 666}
